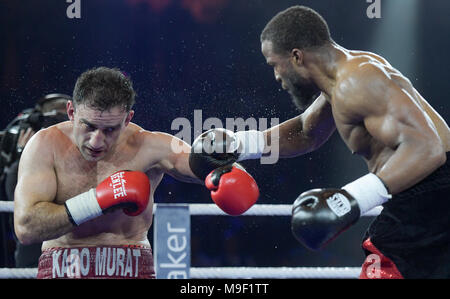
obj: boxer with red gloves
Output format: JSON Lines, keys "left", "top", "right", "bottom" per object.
{"left": 16, "top": 67, "right": 234, "bottom": 279}
{"left": 64, "top": 170, "right": 150, "bottom": 226}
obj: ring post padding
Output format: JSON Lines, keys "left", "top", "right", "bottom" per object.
{"left": 153, "top": 204, "right": 191, "bottom": 279}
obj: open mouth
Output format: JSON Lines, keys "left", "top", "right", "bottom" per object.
{"left": 85, "top": 146, "right": 104, "bottom": 157}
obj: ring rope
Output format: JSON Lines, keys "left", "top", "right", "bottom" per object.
{"left": 0, "top": 201, "right": 13, "bottom": 213}
{"left": 0, "top": 201, "right": 378, "bottom": 279}
{"left": 0, "top": 201, "right": 382, "bottom": 216}
{"left": 190, "top": 267, "right": 361, "bottom": 279}
{"left": 0, "top": 267, "right": 361, "bottom": 279}
{"left": 0, "top": 268, "right": 38, "bottom": 279}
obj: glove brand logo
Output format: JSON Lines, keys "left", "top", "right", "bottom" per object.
{"left": 326, "top": 193, "right": 351, "bottom": 217}
{"left": 110, "top": 172, "right": 128, "bottom": 199}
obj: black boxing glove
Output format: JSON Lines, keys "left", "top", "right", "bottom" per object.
{"left": 291, "top": 188, "right": 360, "bottom": 251}
{"left": 189, "top": 128, "right": 239, "bottom": 180}
{"left": 189, "top": 128, "right": 265, "bottom": 180}
{"left": 291, "top": 173, "right": 391, "bottom": 250}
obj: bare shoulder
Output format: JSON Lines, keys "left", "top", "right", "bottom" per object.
{"left": 338, "top": 58, "right": 389, "bottom": 90}
{"left": 348, "top": 50, "right": 393, "bottom": 68}
{"left": 332, "top": 58, "right": 399, "bottom": 121}
{"left": 340, "top": 53, "right": 408, "bottom": 96}
{"left": 125, "top": 123, "right": 189, "bottom": 159}
{"left": 336, "top": 52, "right": 411, "bottom": 97}
{"left": 18, "top": 124, "right": 69, "bottom": 173}
{"left": 125, "top": 124, "right": 191, "bottom": 174}
{"left": 126, "top": 123, "right": 178, "bottom": 148}
{"left": 25, "top": 123, "right": 69, "bottom": 156}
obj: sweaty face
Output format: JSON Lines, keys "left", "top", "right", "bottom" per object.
{"left": 68, "top": 102, "right": 133, "bottom": 162}
{"left": 261, "top": 40, "right": 320, "bottom": 111}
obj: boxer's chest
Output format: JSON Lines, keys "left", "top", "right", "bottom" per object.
{"left": 331, "top": 101, "right": 376, "bottom": 159}
{"left": 336, "top": 122, "right": 373, "bottom": 156}
{"left": 53, "top": 144, "right": 147, "bottom": 204}
{"left": 331, "top": 101, "right": 392, "bottom": 169}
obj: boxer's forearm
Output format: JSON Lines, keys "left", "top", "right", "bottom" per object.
{"left": 376, "top": 142, "right": 446, "bottom": 194}
{"left": 263, "top": 114, "right": 335, "bottom": 158}
{"left": 263, "top": 116, "right": 311, "bottom": 157}
{"left": 15, "top": 202, "right": 74, "bottom": 245}
{"left": 263, "top": 94, "right": 335, "bottom": 158}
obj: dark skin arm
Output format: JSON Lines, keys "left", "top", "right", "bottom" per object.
{"left": 335, "top": 63, "right": 446, "bottom": 194}
{"left": 263, "top": 93, "right": 336, "bottom": 158}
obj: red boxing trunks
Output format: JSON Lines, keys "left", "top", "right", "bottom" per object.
{"left": 359, "top": 238, "right": 403, "bottom": 279}
{"left": 37, "top": 245, "right": 155, "bottom": 279}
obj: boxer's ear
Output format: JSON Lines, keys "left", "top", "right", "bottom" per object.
{"left": 291, "top": 48, "right": 304, "bottom": 66}
{"left": 124, "top": 110, "right": 134, "bottom": 126}
{"left": 67, "top": 101, "right": 75, "bottom": 121}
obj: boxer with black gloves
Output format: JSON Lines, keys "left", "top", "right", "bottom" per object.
{"left": 189, "top": 128, "right": 266, "bottom": 180}
{"left": 291, "top": 173, "right": 391, "bottom": 251}
{"left": 259, "top": 7, "right": 450, "bottom": 280}
{"left": 193, "top": 6, "right": 450, "bottom": 279}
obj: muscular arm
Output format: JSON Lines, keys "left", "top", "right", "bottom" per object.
{"left": 263, "top": 93, "right": 336, "bottom": 158}
{"left": 339, "top": 64, "right": 446, "bottom": 194}
{"left": 148, "top": 132, "right": 204, "bottom": 184}
{"left": 14, "top": 130, "right": 74, "bottom": 245}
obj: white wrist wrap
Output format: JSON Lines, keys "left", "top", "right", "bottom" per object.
{"left": 64, "top": 189, "right": 102, "bottom": 225}
{"left": 342, "top": 173, "right": 392, "bottom": 216}
{"left": 235, "top": 130, "right": 265, "bottom": 161}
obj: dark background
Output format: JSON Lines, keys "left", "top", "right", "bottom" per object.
{"left": 0, "top": 0, "right": 449, "bottom": 269}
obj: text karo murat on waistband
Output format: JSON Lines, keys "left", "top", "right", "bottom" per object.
{"left": 51, "top": 247, "right": 142, "bottom": 278}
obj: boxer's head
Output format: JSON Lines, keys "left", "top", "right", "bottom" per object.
{"left": 261, "top": 6, "right": 331, "bottom": 111}
{"left": 68, "top": 67, "right": 136, "bottom": 161}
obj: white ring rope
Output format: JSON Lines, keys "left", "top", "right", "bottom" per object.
{"left": 0, "top": 267, "right": 361, "bottom": 279}
{"left": 190, "top": 267, "right": 361, "bottom": 279}
{"left": 0, "top": 201, "right": 13, "bottom": 213}
{"left": 0, "top": 201, "right": 379, "bottom": 279}
{"left": 0, "top": 201, "right": 382, "bottom": 216}
{"left": 0, "top": 268, "right": 38, "bottom": 279}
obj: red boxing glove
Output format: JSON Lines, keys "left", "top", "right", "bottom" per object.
{"left": 65, "top": 170, "right": 151, "bottom": 225}
{"left": 95, "top": 170, "right": 151, "bottom": 216}
{"left": 205, "top": 165, "right": 259, "bottom": 216}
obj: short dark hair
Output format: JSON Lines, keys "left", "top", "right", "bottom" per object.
{"left": 72, "top": 67, "right": 136, "bottom": 111}
{"left": 260, "top": 6, "right": 332, "bottom": 54}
